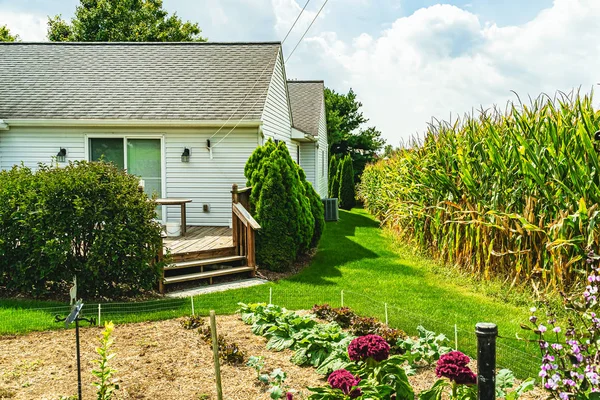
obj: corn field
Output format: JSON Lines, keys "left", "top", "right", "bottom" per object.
{"left": 359, "top": 91, "right": 600, "bottom": 290}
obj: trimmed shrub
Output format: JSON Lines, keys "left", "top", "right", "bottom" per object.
{"left": 338, "top": 155, "right": 356, "bottom": 210}
{"left": 299, "top": 168, "right": 325, "bottom": 248}
{"left": 245, "top": 139, "right": 324, "bottom": 271}
{"left": 331, "top": 157, "right": 341, "bottom": 200}
{"left": 328, "top": 154, "right": 338, "bottom": 198}
{"left": 0, "top": 161, "right": 164, "bottom": 298}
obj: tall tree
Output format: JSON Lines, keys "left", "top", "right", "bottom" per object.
{"left": 47, "top": 0, "right": 206, "bottom": 42}
{"left": 325, "top": 87, "right": 385, "bottom": 183}
{"left": 0, "top": 25, "right": 19, "bottom": 42}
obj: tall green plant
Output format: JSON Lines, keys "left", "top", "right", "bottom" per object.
{"left": 358, "top": 90, "right": 600, "bottom": 289}
{"left": 339, "top": 156, "right": 356, "bottom": 210}
{"left": 92, "top": 321, "right": 118, "bottom": 400}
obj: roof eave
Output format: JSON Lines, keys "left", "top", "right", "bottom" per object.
{"left": 4, "top": 118, "right": 264, "bottom": 128}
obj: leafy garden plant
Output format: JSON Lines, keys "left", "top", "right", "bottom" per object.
{"left": 92, "top": 321, "right": 119, "bottom": 400}
{"left": 495, "top": 369, "right": 535, "bottom": 400}
{"left": 309, "top": 334, "right": 414, "bottom": 400}
{"left": 397, "top": 325, "right": 452, "bottom": 371}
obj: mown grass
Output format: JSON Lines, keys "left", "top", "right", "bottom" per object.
{"left": 0, "top": 208, "right": 539, "bottom": 376}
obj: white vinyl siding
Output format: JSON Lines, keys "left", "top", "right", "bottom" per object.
{"left": 316, "top": 100, "right": 328, "bottom": 198}
{"left": 164, "top": 127, "right": 259, "bottom": 226}
{"left": 0, "top": 128, "right": 86, "bottom": 169}
{"left": 0, "top": 125, "right": 260, "bottom": 227}
{"left": 261, "top": 49, "right": 293, "bottom": 152}
{"left": 299, "top": 142, "right": 316, "bottom": 189}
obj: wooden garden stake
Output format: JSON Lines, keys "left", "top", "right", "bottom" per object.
{"left": 210, "top": 310, "right": 223, "bottom": 400}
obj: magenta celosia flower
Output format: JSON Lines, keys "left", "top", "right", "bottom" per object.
{"left": 328, "top": 369, "right": 361, "bottom": 396}
{"left": 348, "top": 334, "right": 390, "bottom": 362}
{"left": 286, "top": 392, "right": 293, "bottom": 400}
{"left": 435, "top": 351, "right": 477, "bottom": 385}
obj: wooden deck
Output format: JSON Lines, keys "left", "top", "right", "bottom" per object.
{"left": 163, "top": 226, "right": 233, "bottom": 255}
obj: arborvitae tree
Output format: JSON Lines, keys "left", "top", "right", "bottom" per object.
{"left": 331, "top": 158, "right": 341, "bottom": 200}
{"left": 253, "top": 155, "right": 297, "bottom": 270}
{"left": 298, "top": 168, "right": 324, "bottom": 248}
{"left": 328, "top": 154, "right": 338, "bottom": 198}
{"left": 244, "top": 139, "right": 316, "bottom": 270}
{"left": 245, "top": 139, "right": 277, "bottom": 213}
{"left": 338, "top": 155, "right": 356, "bottom": 210}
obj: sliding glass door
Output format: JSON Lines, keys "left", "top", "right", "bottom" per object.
{"left": 89, "top": 137, "right": 163, "bottom": 199}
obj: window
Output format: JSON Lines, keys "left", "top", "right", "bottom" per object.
{"left": 89, "top": 137, "right": 162, "bottom": 198}
{"left": 297, "top": 145, "right": 300, "bottom": 164}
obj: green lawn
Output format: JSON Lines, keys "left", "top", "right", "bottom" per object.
{"left": 0, "top": 208, "right": 539, "bottom": 377}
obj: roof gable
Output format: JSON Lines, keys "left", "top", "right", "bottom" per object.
{"left": 0, "top": 42, "right": 281, "bottom": 121}
{"left": 287, "top": 80, "right": 324, "bottom": 137}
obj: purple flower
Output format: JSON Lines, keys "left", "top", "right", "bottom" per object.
{"left": 559, "top": 392, "right": 569, "bottom": 400}
{"left": 286, "top": 393, "right": 293, "bottom": 400}
{"left": 530, "top": 316, "right": 538, "bottom": 323}
{"left": 348, "top": 335, "right": 390, "bottom": 362}
{"left": 328, "top": 369, "right": 361, "bottom": 396}
{"left": 553, "top": 326, "right": 562, "bottom": 333}
{"left": 435, "top": 351, "right": 477, "bottom": 385}
{"left": 539, "top": 324, "right": 547, "bottom": 333}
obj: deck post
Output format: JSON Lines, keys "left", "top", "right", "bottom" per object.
{"left": 247, "top": 224, "right": 256, "bottom": 276}
{"left": 158, "top": 237, "right": 165, "bottom": 294}
{"left": 231, "top": 184, "right": 239, "bottom": 253}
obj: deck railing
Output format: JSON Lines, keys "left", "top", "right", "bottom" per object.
{"left": 231, "top": 184, "right": 261, "bottom": 272}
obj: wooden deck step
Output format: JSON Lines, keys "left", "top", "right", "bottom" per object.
{"left": 163, "top": 266, "right": 255, "bottom": 284}
{"left": 164, "top": 255, "right": 246, "bottom": 271}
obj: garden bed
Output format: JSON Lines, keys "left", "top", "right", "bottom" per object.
{"left": 0, "top": 314, "right": 546, "bottom": 399}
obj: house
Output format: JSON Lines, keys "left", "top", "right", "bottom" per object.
{"left": 0, "top": 42, "right": 329, "bottom": 229}
{"left": 288, "top": 80, "right": 328, "bottom": 198}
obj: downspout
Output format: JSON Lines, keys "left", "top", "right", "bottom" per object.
{"left": 0, "top": 120, "right": 9, "bottom": 130}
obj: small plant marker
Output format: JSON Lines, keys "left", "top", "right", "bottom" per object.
{"left": 191, "top": 297, "right": 195, "bottom": 316}
{"left": 209, "top": 310, "right": 223, "bottom": 400}
{"left": 384, "top": 303, "right": 388, "bottom": 325}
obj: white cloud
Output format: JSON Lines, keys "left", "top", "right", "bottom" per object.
{"left": 304, "top": 0, "right": 600, "bottom": 145}
{"left": 0, "top": 11, "right": 47, "bottom": 41}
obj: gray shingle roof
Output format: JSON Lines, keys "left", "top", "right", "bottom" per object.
{"left": 287, "top": 80, "right": 324, "bottom": 137}
{"left": 0, "top": 42, "right": 282, "bottom": 120}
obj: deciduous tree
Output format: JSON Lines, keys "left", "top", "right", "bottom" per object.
{"left": 0, "top": 25, "right": 19, "bottom": 42}
{"left": 47, "top": 0, "right": 206, "bottom": 42}
{"left": 325, "top": 87, "right": 385, "bottom": 183}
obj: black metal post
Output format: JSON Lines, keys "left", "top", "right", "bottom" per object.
{"left": 476, "top": 322, "right": 497, "bottom": 400}
{"left": 76, "top": 318, "right": 82, "bottom": 400}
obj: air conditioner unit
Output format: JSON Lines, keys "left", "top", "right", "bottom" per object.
{"left": 322, "top": 198, "right": 339, "bottom": 221}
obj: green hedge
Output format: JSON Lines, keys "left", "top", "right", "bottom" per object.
{"left": 0, "top": 161, "right": 165, "bottom": 298}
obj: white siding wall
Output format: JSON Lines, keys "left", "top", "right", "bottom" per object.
{"left": 0, "top": 128, "right": 87, "bottom": 169}
{"left": 261, "top": 49, "right": 293, "bottom": 152}
{"left": 164, "top": 127, "right": 259, "bottom": 226}
{"left": 299, "top": 141, "right": 316, "bottom": 188}
{"left": 316, "top": 100, "right": 329, "bottom": 198}
{"left": 0, "top": 126, "right": 261, "bottom": 227}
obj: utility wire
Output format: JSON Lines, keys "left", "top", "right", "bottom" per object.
{"left": 285, "top": 0, "right": 328, "bottom": 63}
{"left": 209, "top": 0, "right": 312, "bottom": 140}
{"left": 213, "top": 0, "right": 330, "bottom": 148}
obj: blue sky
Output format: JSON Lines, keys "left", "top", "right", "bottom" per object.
{"left": 1, "top": 0, "right": 598, "bottom": 146}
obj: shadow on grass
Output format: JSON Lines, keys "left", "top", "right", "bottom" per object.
{"left": 284, "top": 209, "right": 381, "bottom": 285}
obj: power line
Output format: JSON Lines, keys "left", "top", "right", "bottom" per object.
{"left": 213, "top": 0, "right": 330, "bottom": 148}
{"left": 209, "top": 0, "right": 312, "bottom": 141}
{"left": 285, "top": 0, "right": 329, "bottom": 63}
